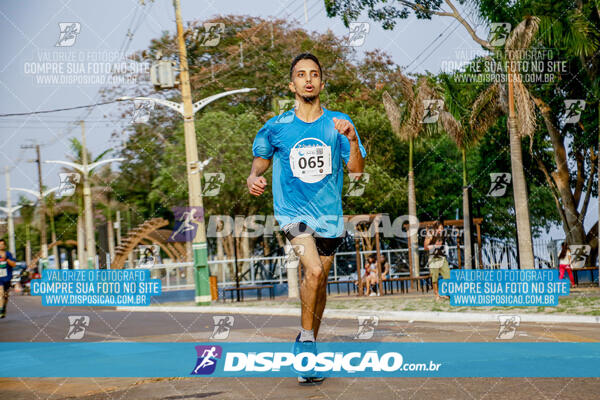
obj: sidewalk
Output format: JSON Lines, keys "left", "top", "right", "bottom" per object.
{"left": 118, "top": 288, "right": 600, "bottom": 324}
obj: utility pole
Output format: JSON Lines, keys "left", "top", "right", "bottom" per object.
{"left": 20, "top": 143, "right": 48, "bottom": 268}
{"left": 174, "top": 0, "right": 210, "bottom": 305}
{"left": 35, "top": 145, "right": 48, "bottom": 261}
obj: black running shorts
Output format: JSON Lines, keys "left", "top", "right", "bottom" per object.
{"left": 282, "top": 222, "right": 344, "bottom": 257}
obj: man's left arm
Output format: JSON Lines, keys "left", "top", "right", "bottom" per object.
{"left": 333, "top": 117, "right": 365, "bottom": 174}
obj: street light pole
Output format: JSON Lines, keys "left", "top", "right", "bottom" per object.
{"left": 45, "top": 140, "right": 124, "bottom": 269}
{"left": 117, "top": 5, "right": 254, "bottom": 304}
{"left": 174, "top": 0, "right": 210, "bottom": 305}
{"left": 80, "top": 120, "right": 96, "bottom": 269}
{"left": 35, "top": 144, "right": 48, "bottom": 261}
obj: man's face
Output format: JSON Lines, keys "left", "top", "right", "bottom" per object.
{"left": 289, "top": 59, "right": 324, "bottom": 102}
{"left": 0, "top": 241, "right": 5, "bottom": 251}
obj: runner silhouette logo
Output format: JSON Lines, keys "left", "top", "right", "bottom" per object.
{"left": 65, "top": 316, "right": 90, "bottom": 340}
{"left": 210, "top": 316, "right": 234, "bottom": 339}
{"left": 169, "top": 207, "right": 204, "bottom": 242}
{"left": 191, "top": 345, "right": 222, "bottom": 375}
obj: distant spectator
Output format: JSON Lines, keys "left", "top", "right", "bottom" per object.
{"left": 424, "top": 220, "right": 450, "bottom": 301}
{"left": 558, "top": 242, "right": 575, "bottom": 287}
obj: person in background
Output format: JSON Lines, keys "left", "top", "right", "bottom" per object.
{"left": 0, "top": 239, "right": 16, "bottom": 318}
{"left": 365, "top": 254, "right": 379, "bottom": 296}
{"left": 424, "top": 220, "right": 450, "bottom": 301}
{"left": 558, "top": 242, "right": 576, "bottom": 287}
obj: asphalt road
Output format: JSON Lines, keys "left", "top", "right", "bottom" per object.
{"left": 1, "top": 295, "right": 599, "bottom": 399}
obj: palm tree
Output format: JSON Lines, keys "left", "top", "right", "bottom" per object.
{"left": 436, "top": 75, "right": 500, "bottom": 269}
{"left": 502, "top": 17, "right": 540, "bottom": 268}
{"left": 93, "top": 165, "right": 124, "bottom": 262}
{"left": 383, "top": 74, "right": 437, "bottom": 277}
{"left": 18, "top": 198, "right": 35, "bottom": 267}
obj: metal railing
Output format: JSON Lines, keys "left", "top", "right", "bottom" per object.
{"left": 145, "top": 239, "right": 562, "bottom": 291}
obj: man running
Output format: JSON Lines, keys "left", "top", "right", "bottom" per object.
{"left": 0, "top": 239, "right": 16, "bottom": 318}
{"left": 247, "top": 53, "right": 366, "bottom": 384}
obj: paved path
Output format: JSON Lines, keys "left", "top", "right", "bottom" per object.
{"left": 1, "top": 296, "right": 599, "bottom": 399}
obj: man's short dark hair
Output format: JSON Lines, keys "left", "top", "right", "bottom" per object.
{"left": 290, "top": 53, "right": 322, "bottom": 79}
{"left": 0, "top": 239, "right": 6, "bottom": 244}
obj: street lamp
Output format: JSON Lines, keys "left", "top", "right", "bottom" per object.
{"left": 117, "top": 88, "right": 255, "bottom": 117}
{"left": 118, "top": 88, "right": 255, "bottom": 306}
{"left": 45, "top": 156, "right": 124, "bottom": 269}
{"left": 11, "top": 186, "right": 59, "bottom": 272}
{"left": 0, "top": 205, "right": 21, "bottom": 256}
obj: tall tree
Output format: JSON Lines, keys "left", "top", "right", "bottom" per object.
{"left": 383, "top": 74, "right": 437, "bottom": 276}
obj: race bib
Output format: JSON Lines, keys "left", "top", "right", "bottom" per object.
{"left": 289, "top": 138, "right": 332, "bottom": 183}
{"left": 0, "top": 268, "right": 7, "bottom": 278}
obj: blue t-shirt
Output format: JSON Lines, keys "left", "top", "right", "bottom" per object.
{"left": 252, "top": 107, "right": 367, "bottom": 238}
{"left": 0, "top": 251, "right": 15, "bottom": 284}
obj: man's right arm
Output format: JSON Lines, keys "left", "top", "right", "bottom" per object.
{"left": 247, "top": 157, "right": 272, "bottom": 196}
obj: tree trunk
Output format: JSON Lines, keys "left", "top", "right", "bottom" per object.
{"left": 107, "top": 209, "right": 115, "bottom": 261}
{"left": 216, "top": 234, "right": 226, "bottom": 280}
{"left": 532, "top": 95, "right": 586, "bottom": 244}
{"left": 51, "top": 230, "right": 58, "bottom": 268}
{"left": 597, "top": 102, "right": 600, "bottom": 278}
{"left": 508, "top": 69, "right": 534, "bottom": 268}
{"left": 25, "top": 224, "right": 31, "bottom": 267}
{"left": 49, "top": 211, "right": 59, "bottom": 268}
{"left": 462, "top": 148, "right": 474, "bottom": 269}
{"left": 77, "top": 213, "right": 86, "bottom": 269}
{"left": 407, "top": 137, "right": 420, "bottom": 277}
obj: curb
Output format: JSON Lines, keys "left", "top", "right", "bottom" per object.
{"left": 116, "top": 305, "right": 600, "bottom": 324}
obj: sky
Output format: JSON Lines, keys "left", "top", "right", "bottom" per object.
{"left": 0, "top": 0, "right": 594, "bottom": 241}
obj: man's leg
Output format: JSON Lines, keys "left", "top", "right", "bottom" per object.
{"left": 313, "top": 255, "right": 333, "bottom": 339}
{"left": 290, "top": 235, "right": 323, "bottom": 333}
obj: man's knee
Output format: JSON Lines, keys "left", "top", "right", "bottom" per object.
{"left": 304, "top": 265, "right": 324, "bottom": 283}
